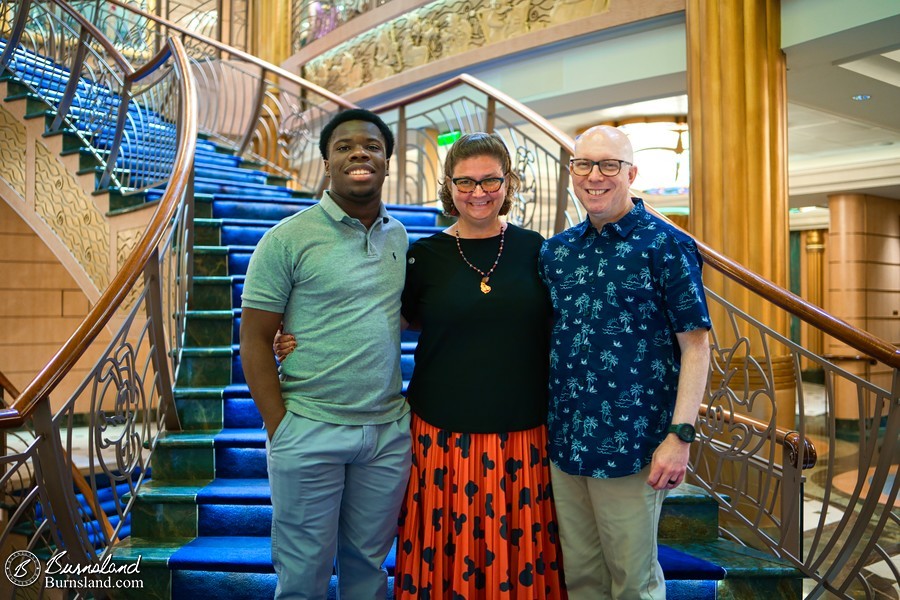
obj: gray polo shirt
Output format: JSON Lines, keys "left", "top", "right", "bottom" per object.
{"left": 241, "top": 192, "right": 409, "bottom": 425}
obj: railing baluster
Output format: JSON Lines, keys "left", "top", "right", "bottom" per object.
{"left": 0, "top": 0, "right": 33, "bottom": 67}
{"left": 144, "top": 250, "right": 182, "bottom": 432}
{"left": 32, "top": 400, "right": 92, "bottom": 563}
{"left": 49, "top": 26, "right": 91, "bottom": 133}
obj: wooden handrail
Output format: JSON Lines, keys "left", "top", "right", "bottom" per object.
{"left": 693, "top": 236, "right": 900, "bottom": 369}
{"left": 0, "top": 36, "right": 198, "bottom": 429}
{"left": 129, "top": 45, "right": 172, "bottom": 83}
{"left": 103, "top": 0, "right": 356, "bottom": 110}
{"left": 698, "top": 405, "right": 817, "bottom": 470}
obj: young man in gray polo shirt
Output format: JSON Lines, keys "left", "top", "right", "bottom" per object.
{"left": 240, "top": 109, "right": 411, "bottom": 600}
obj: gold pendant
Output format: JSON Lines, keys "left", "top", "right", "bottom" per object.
{"left": 480, "top": 277, "right": 492, "bottom": 294}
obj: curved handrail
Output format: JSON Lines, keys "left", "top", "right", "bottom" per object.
{"left": 0, "top": 36, "right": 198, "bottom": 428}
{"left": 696, "top": 240, "right": 900, "bottom": 369}
{"left": 102, "top": 0, "right": 354, "bottom": 110}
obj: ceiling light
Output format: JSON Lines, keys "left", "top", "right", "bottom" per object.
{"left": 851, "top": 94, "right": 872, "bottom": 101}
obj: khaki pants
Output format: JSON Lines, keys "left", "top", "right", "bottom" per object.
{"left": 551, "top": 463, "right": 667, "bottom": 600}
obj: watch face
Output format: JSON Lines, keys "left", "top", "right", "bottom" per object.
{"left": 677, "top": 424, "right": 696, "bottom": 442}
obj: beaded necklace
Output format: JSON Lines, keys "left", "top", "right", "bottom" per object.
{"left": 454, "top": 224, "right": 505, "bottom": 294}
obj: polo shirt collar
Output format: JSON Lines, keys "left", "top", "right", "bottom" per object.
{"left": 319, "top": 191, "right": 390, "bottom": 225}
{"left": 576, "top": 197, "right": 645, "bottom": 239}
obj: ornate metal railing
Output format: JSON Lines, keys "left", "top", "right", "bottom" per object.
{"left": 75, "top": 0, "right": 355, "bottom": 189}
{"left": 0, "top": 0, "right": 197, "bottom": 591}
{"left": 370, "top": 74, "right": 578, "bottom": 236}
{"left": 153, "top": 0, "right": 249, "bottom": 52}
{"left": 691, "top": 246, "right": 899, "bottom": 599}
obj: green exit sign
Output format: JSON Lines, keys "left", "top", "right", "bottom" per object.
{"left": 437, "top": 130, "right": 462, "bottom": 146}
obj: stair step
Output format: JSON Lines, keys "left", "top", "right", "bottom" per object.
{"left": 116, "top": 536, "right": 798, "bottom": 600}
{"left": 666, "top": 539, "right": 803, "bottom": 597}
{"left": 154, "top": 428, "right": 267, "bottom": 479}
{"left": 195, "top": 176, "right": 295, "bottom": 196}
{"left": 190, "top": 276, "right": 235, "bottom": 310}
{"left": 185, "top": 310, "right": 234, "bottom": 347}
{"left": 176, "top": 346, "right": 233, "bottom": 388}
{"left": 659, "top": 483, "right": 721, "bottom": 542}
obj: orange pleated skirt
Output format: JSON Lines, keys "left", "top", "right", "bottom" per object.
{"left": 395, "top": 414, "right": 567, "bottom": 599}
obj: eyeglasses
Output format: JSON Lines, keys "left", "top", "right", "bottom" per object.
{"left": 451, "top": 177, "right": 505, "bottom": 193}
{"left": 569, "top": 159, "right": 632, "bottom": 177}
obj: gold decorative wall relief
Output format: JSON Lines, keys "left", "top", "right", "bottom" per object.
{"left": 33, "top": 142, "right": 110, "bottom": 290}
{"left": 303, "top": 0, "right": 611, "bottom": 95}
{"left": 0, "top": 106, "right": 27, "bottom": 198}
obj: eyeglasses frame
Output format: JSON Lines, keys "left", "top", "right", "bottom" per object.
{"left": 450, "top": 176, "right": 506, "bottom": 193}
{"left": 568, "top": 158, "right": 633, "bottom": 177}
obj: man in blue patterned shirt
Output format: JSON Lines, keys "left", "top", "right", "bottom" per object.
{"left": 539, "top": 125, "right": 711, "bottom": 599}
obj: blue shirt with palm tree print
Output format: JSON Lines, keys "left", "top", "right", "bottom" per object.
{"left": 538, "top": 198, "right": 711, "bottom": 479}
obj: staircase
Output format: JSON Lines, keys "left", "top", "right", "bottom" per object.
{"left": 1, "top": 37, "right": 804, "bottom": 600}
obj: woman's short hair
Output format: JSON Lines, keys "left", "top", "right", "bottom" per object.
{"left": 439, "top": 132, "right": 520, "bottom": 216}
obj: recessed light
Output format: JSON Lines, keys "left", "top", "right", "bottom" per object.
{"left": 851, "top": 94, "right": 872, "bottom": 101}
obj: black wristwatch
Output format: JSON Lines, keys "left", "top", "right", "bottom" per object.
{"left": 668, "top": 423, "right": 696, "bottom": 443}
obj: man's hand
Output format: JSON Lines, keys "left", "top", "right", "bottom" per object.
{"left": 647, "top": 435, "right": 690, "bottom": 490}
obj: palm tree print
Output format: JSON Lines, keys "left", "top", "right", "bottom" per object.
{"left": 614, "top": 241, "right": 633, "bottom": 257}
{"left": 597, "top": 350, "right": 618, "bottom": 371}
{"left": 633, "top": 416, "right": 649, "bottom": 438}
{"left": 554, "top": 245, "right": 570, "bottom": 262}
{"left": 585, "top": 370, "right": 597, "bottom": 393}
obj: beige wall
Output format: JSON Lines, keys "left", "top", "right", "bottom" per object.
{"left": 0, "top": 200, "right": 105, "bottom": 413}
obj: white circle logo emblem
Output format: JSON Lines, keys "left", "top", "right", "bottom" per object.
{"left": 5, "top": 550, "right": 41, "bottom": 587}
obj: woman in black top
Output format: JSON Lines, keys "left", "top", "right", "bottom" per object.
{"left": 396, "top": 133, "right": 565, "bottom": 599}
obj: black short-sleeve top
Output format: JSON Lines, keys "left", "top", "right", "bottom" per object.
{"left": 401, "top": 224, "right": 551, "bottom": 433}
